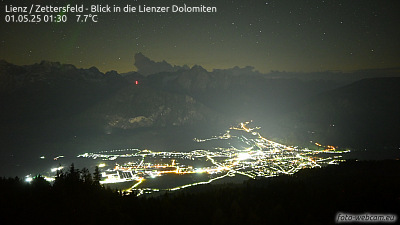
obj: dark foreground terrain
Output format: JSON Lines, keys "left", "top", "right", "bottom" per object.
{"left": 1, "top": 160, "right": 399, "bottom": 225}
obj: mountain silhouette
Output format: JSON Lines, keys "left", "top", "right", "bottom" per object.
{"left": 1, "top": 56, "right": 400, "bottom": 155}
{"left": 275, "top": 77, "right": 400, "bottom": 149}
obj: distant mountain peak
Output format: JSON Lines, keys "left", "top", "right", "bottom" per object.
{"left": 33, "top": 60, "right": 81, "bottom": 73}
{"left": 0, "top": 59, "right": 9, "bottom": 65}
{"left": 39, "top": 60, "right": 61, "bottom": 67}
{"left": 190, "top": 65, "right": 207, "bottom": 73}
{"left": 134, "top": 52, "right": 189, "bottom": 76}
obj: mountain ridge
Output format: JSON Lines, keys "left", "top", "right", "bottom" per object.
{"left": 273, "top": 77, "right": 400, "bottom": 149}
{"left": 1, "top": 57, "right": 400, "bottom": 151}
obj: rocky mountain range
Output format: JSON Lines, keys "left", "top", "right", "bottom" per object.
{"left": 1, "top": 54, "right": 400, "bottom": 151}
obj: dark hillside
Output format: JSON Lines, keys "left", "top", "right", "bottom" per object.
{"left": 274, "top": 77, "right": 400, "bottom": 148}
{"left": 1, "top": 160, "right": 399, "bottom": 225}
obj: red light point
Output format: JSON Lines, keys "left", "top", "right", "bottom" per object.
{"left": 135, "top": 80, "right": 138, "bottom": 85}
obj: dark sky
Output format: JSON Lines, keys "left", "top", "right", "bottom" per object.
{"left": 1, "top": 0, "right": 399, "bottom": 73}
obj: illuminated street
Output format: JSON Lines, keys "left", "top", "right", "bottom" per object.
{"left": 69, "top": 122, "right": 349, "bottom": 196}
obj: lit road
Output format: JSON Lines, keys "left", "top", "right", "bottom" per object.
{"left": 31, "top": 121, "right": 350, "bottom": 196}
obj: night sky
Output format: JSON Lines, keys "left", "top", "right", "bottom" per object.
{"left": 1, "top": 0, "right": 399, "bottom": 73}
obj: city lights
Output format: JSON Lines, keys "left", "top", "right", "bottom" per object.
{"left": 75, "top": 122, "right": 349, "bottom": 195}
{"left": 35, "top": 122, "right": 349, "bottom": 196}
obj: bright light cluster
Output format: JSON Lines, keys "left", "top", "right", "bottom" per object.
{"left": 33, "top": 122, "right": 349, "bottom": 196}
{"left": 75, "top": 122, "right": 349, "bottom": 196}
